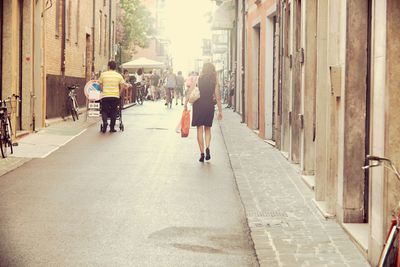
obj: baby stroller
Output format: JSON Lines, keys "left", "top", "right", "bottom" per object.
{"left": 100, "top": 96, "right": 125, "bottom": 132}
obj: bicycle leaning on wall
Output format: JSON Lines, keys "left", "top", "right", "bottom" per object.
{"left": 67, "top": 84, "right": 80, "bottom": 121}
{"left": 0, "top": 94, "right": 20, "bottom": 158}
{"left": 363, "top": 155, "right": 400, "bottom": 267}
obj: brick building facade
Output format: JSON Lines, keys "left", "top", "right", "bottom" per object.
{"left": 0, "top": 0, "right": 118, "bottom": 134}
{"left": 44, "top": 0, "right": 117, "bottom": 119}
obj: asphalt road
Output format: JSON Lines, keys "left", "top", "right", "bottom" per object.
{"left": 0, "top": 101, "right": 258, "bottom": 267}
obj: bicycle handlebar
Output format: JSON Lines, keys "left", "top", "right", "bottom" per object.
{"left": 363, "top": 154, "right": 400, "bottom": 180}
{"left": 1, "top": 94, "right": 21, "bottom": 103}
{"left": 67, "top": 85, "right": 79, "bottom": 90}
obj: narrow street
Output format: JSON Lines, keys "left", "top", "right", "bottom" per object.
{"left": 0, "top": 101, "right": 370, "bottom": 266}
{"left": 0, "top": 102, "right": 257, "bottom": 266}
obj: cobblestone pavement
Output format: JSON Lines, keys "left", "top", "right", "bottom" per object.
{"left": 219, "top": 110, "right": 370, "bottom": 267}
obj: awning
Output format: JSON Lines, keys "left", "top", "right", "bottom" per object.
{"left": 121, "top": 57, "right": 165, "bottom": 70}
{"left": 211, "top": 0, "right": 235, "bottom": 30}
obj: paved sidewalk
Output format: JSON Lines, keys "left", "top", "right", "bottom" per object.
{"left": 219, "top": 110, "right": 370, "bottom": 267}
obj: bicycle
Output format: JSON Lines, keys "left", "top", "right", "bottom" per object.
{"left": 67, "top": 84, "right": 80, "bottom": 121}
{"left": 135, "top": 83, "right": 145, "bottom": 105}
{"left": 0, "top": 94, "right": 20, "bottom": 158}
{"left": 363, "top": 155, "right": 400, "bottom": 267}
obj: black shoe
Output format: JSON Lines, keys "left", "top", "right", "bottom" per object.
{"left": 199, "top": 153, "right": 205, "bottom": 162}
{"left": 165, "top": 102, "right": 168, "bottom": 106}
{"left": 110, "top": 128, "right": 117, "bottom": 133}
{"left": 205, "top": 148, "right": 211, "bottom": 160}
{"left": 176, "top": 102, "right": 178, "bottom": 105}
{"left": 101, "top": 123, "right": 108, "bottom": 133}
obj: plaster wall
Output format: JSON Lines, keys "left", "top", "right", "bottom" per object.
{"left": 290, "top": 0, "right": 301, "bottom": 164}
{"left": 20, "top": 0, "right": 33, "bottom": 131}
{"left": 315, "top": 0, "right": 329, "bottom": 201}
{"left": 336, "top": 0, "right": 347, "bottom": 222}
{"left": 300, "top": 0, "right": 316, "bottom": 175}
{"left": 385, "top": 0, "right": 400, "bottom": 255}
{"left": 2, "top": 1, "right": 13, "bottom": 97}
{"left": 33, "top": 0, "right": 44, "bottom": 129}
{"left": 280, "top": 1, "right": 292, "bottom": 156}
{"left": 368, "top": 1, "right": 386, "bottom": 264}
{"left": 264, "top": 8, "right": 275, "bottom": 140}
{"left": 236, "top": 3, "right": 244, "bottom": 116}
{"left": 245, "top": 0, "right": 276, "bottom": 139}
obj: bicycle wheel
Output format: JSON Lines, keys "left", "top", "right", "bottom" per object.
{"left": 137, "top": 90, "right": 143, "bottom": 105}
{"left": 70, "top": 98, "right": 79, "bottom": 121}
{"left": 6, "top": 116, "right": 13, "bottom": 155}
{"left": 378, "top": 225, "right": 399, "bottom": 267}
{"left": 0, "top": 119, "right": 11, "bottom": 158}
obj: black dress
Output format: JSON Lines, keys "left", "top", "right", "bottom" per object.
{"left": 192, "top": 74, "right": 216, "bottom": 127}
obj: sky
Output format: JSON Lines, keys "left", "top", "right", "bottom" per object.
{"left": 164, "top": 0, "right": 215, "bottom": 75}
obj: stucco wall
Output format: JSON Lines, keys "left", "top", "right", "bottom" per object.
{"left": 245, "top": 0, "right": 276, "bottom": 139}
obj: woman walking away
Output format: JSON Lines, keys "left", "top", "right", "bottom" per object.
{"left": 184, "top": 62, "right": 223, "bottom": 162}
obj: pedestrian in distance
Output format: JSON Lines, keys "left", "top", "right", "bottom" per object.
{"left": 185, "top": 71, "right": 195, "bottom": 99}
{"left": 175, "top": 71, "right": 185, "bottom": 105}
{"left": 149, "top": 69, "right": 161, "bottom": 101}
{"left": 122, "top": 69, "right": 132, "bottom": 104}
{"left": 164, "top": 68, "right": 177, "bottom": 108}
{"left": 98, "top": 60, "right": 125, "bottom": 133}
{"left": 184, "top": 62, "right": 223, "bottom": 162}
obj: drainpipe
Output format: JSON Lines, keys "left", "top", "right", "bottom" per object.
{"left": 109, "top": 0, "right": 112, "bottom": 59}
{"left": 18, "top": 0, "right": 23, "bottom": 130}
{"left": 0, "top": 0, "right": 3, "bottom": 97}
{"left": 241, "top": 0, "right": 246, "bottom": 123}
{"left": 92, "top": 0, "right": 95, "bottom": 73}
{"left": 278, "top": 0, "right": 283, "bottom": 135}
{"left": 61, "top": 0, "right": 66, "bottom": 118}
{"left": 61, "top": 0, "right": 66, "bottom": 75}
{"left": 233, "top": 0, "right": 238, "bottom": 112}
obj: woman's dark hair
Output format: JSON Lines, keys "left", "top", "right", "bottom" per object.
{"left": 201, "top": 62, "right": 217, "bottom": 81}
{"left": 137, "top": 68, "right": 143, "bottom": 75}
{"left": 123, "top": 69, "right": 129, "bottom": 74}
{"left": 108, "top": 60, "right": 117, "bottom": 70}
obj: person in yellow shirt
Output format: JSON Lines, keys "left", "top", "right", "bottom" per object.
{"left": 98, "top": 61, "right": 124, "bottom": 133}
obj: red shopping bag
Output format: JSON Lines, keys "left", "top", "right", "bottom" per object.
{"left": 181, "top": 109, "right": 190, "bottom": 137}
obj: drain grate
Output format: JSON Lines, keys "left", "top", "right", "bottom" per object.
{"left": 247, "top": 210, "right": 288, "bottom": 218}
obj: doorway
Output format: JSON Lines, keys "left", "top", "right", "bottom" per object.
{"left": 252, "top": 24, "right": 260, "bottom": 130}
{"left": 265, "top": 15, "right": 277, "bottom": 141}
